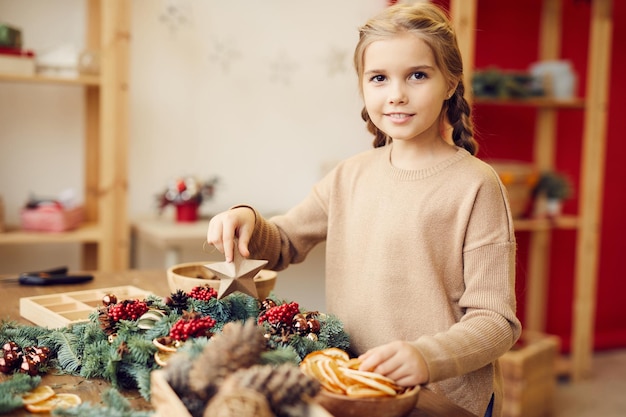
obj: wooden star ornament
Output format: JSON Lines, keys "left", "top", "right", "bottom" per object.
{"left": 204, "top": 248, "right": 268, "bottom": 299}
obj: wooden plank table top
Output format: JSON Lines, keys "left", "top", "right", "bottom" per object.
{"left": 0, "top": 269, "right": 477, "bottom": 417}
{"left": 0, "top": 269, "right": 169, "bottom": 416}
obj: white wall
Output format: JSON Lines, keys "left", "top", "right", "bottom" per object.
{"left": 128, "top": 0, "right": 381, "bottom": 216}
{"left": 0, "top": 0, "right": 386, "bottom": 310}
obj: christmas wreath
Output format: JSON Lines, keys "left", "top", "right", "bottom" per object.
{"left": 0, "top": 286, "right": 350, "bottom": 415}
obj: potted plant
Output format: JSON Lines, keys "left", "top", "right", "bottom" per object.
{"left": 532, "top": 171, "right": 573, "bottom": 217}
{"left": 157, "top": 176, "right": 219, "bottom": 222}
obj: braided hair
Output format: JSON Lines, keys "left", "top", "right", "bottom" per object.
{"left": 353, "top": 2, "right": 477, "bottom": 155}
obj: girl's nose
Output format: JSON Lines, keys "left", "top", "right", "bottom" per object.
{"left": 388, "top": 82, "right": 407, "bottom": 104}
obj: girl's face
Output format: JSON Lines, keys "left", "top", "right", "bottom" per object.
{"left": 361, "top": 32, "right": 451, "bottom": 144}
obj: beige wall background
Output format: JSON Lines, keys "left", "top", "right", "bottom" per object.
{"left": 0, "top": 0, "right": 387, "bottom": 311}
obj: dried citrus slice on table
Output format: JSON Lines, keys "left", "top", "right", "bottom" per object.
{"left": 25, "top": 393, "right": 82, "bottom": 413}
{"left": 154, "top": 350, "right": 175, "bottom": 366}
{"left": 21, "top": 385, "right": 56, "bottom": 405}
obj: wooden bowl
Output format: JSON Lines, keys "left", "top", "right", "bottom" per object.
{"left": 315, "top": 386, "right": 420, "bottom": 417}
{"left": 166, "top": 261, "right": 277, "bottom": 299}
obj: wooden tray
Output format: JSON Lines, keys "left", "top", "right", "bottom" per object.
{"left": 19, "top": 285, "right": 152, "bottom": 328}
{"left": 150, "top": 369, "right": 333, "bottom": 417}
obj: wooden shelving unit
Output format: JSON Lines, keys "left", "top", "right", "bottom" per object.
{"left": 450, "top": 0, "right": 613, "bottom": 380}
{"left": 0, "top": 0, "right": 130, "bottom": 272}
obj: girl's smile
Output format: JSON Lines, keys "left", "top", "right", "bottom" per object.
{"left": 385, "top": 112, "right": 415, "bottom": 123}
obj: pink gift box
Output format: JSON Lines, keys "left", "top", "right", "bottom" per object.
{"left": 20, "top": 205, "right": 84, "bottom": 232}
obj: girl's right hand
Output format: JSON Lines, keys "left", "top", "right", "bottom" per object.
{"left": 206, "top": 206, "right": 256, "bottom": 262}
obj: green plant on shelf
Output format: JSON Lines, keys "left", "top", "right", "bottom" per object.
{"left": 533, "top": 171, "right": 573, "bottom": 201}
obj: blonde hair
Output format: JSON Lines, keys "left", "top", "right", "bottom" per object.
{"left": 354, "top": 2, "right": 477, "bottom": 155}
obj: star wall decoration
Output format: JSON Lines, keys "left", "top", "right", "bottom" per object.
{"left": 207, "top": 38, "right": 241, "bottom": 74}
{"left": 269, "top": 51, "right": 299, "bottom": 85}
{"left": 324, "top": 46, "right": 349, "bottom": 76}
{"left": 205, "top": 249, "right": 268, "bottom": 299}
{"left": 159, "top": 0, "right": 193, "bottom": 33}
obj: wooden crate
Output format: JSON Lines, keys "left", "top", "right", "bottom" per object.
{"left": 0, "top": 195, "right": 5, "bottom": 232}
{"left": 150, "top": 369, "right": 333, "bottom": 417}
{"left": 19, "top": 285, "right": 152, "bottom": 328}
{"left": 500, "top": 332, "right": 560, "bottom": 417}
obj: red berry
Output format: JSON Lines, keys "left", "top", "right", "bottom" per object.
{"left": 106, "top": 299, "right": 148, "bottom": 322}
{"left": 169, "top": 315, "right": 216, "bottom": 341}
{"left": 258, "top": 301, "right": 299, "bottom": 327}
{"left": 187, "top": 286, "right": 217, "bottom": 301}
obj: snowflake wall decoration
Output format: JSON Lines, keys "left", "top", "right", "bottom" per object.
{"left": 269, "top": 51, "right": 299, "bottom": 86}
{"left": 159, "top": 0, "right": 193, "bottom": 33}
{"left": 207, "top": 38, "right": 241, "bottom": 74}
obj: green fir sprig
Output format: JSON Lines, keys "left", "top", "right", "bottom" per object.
{"left": 0, "top": 373, "right": 41, "bottom": 413}
{"left": 51, "top": 388, "right": 153, "bottom": 417}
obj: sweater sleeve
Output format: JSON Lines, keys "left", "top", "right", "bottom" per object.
{"left": 243, "top": 182, "right": 330, "bottom": 271}
{"left": 412, "top": 168, "right": 522, "bottom": 383}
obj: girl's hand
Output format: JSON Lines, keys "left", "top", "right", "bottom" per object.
{"left": 206, "top": 207, "right": 256, "bottom": 262}
{"left": 358, "top": 341, "right": 429, "bottom": 387}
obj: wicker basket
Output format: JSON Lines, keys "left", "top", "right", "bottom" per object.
{"left": 499, "top": 331, "right": 560, "bottom": 417}
{"left": 488, "top": 161, "right": 539, "bottom": 219}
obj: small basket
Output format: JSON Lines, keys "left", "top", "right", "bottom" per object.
{"left": 20, "top": 205, "right": 83, "bottom": 232}
{"left": 167, "top": 261, "right": 277, "bottom": 300}
{"left": 488, "top": 161, "right": 539, "bottom": 219}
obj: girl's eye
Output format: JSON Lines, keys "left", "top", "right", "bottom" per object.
{"left": 410, "top": 72, "right": 427, "bottom": 81}
{"left": 369, "top": 74, "right": 386, "bottom": 83}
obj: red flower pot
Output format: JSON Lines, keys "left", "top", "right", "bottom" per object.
{"left": 175, "top": 202, "right": 199, "bottom": 222}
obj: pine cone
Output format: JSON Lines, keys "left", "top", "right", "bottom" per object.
{"left": 97, "top": 307, "right": 116, "bottom": 335}
{"left": 167, "top": 289, "right": 189, "bottom": 313}
{"left": 188, "top": 320, "right": 267, "bottom": 400}
{"left": 202, "top": 387, "right": 274, "bottom": 417}
{"left": 225, "top": 364, "right": 320, "bottom": 417}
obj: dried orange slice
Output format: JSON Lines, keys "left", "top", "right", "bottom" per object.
{"left": 154, "top": 350, "right": 174, "bottom": 366}
{"left": 345, "top": 384, "right": 390, "bottom": 398}
{"left": 345, "top": 358, "right": 362, "bottom": 370}
{"left": 320, "top": 347, "right": 350, "bottom": 362}
{"left": 300, "top": 348, "right": 407, "bottom": 398}
{"left": 25, "top": 393, "right": 82, "bottom": 413}
{"left": 152, "top": 337, "right": 179, "bottom": 353}
{"left": 21, "top": 385, "right": 56, "bottom": 405}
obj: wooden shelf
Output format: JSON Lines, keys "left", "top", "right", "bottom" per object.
{"left": 473, "top": 96, "right": 585, "bottom": 109}
{"left": 0, "top": 72, "right": 100, "bottom": 86}
{"left": 0, "top": 0, "right": 130, "bottom": 271}
{"left": 0, "top": 223, "right": 102, "bottom": 244}
{"left": 514, "top": 215, "right": 579, "bottom": 232}
{"left": 451, "top": 0, "right": 613, "bottom": 381}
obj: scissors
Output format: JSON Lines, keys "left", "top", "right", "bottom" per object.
{"left": 0, "top": 266, "right": 93, "bottom": 285}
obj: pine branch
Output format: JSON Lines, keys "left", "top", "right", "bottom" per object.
{"left": 79, "top": 339, "right": 112, "bottom": 379}
{"left": 44, "top": 330, "right": 83, "bottom": 374}
{"left": 318, "top": 314, "right": 351, "bottom": 351}
{"left": 260, "top": 345, "right": 301, "bottom": 366}
{"left": 124, "top": 338, "right": 156, "bottom": 366}
{"left": 0, "top": 373, "right": 41, "bottom": 413}
{"left": 51, "top": 388, "right": 153, "bottom": 417}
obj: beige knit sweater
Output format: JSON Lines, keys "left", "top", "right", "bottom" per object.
{"left": 245, "top": 145, "right": 522, "bottom": 416}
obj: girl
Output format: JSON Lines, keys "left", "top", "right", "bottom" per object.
{"left": 207, "top": 3, "right": 521, "bottom": 416}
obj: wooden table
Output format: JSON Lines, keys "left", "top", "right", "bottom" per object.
{"left": 0, "top": 270, "right": 169, "bottom": 416}
{"left": 0, "top": 270, "right": 477, "bottom": 417}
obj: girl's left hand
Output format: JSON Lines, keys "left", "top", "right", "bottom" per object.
{"left": 358, "top": 341, "right": 429, "bottom": 387}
